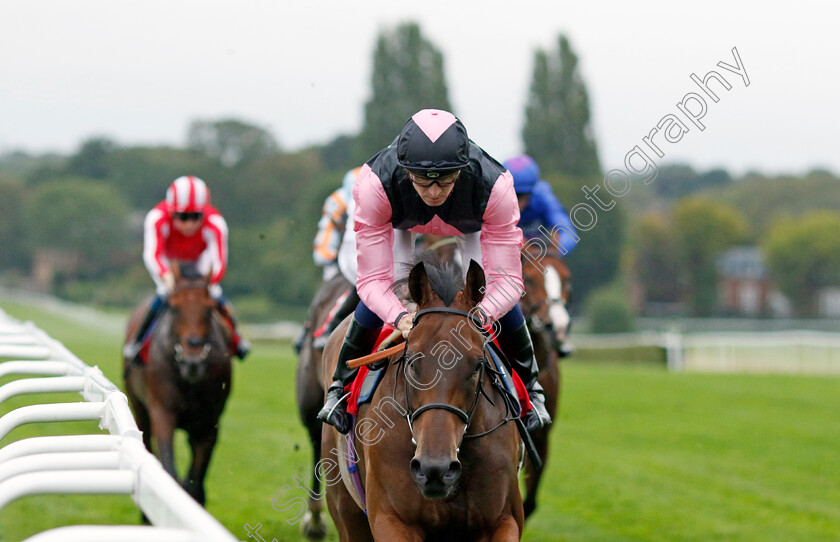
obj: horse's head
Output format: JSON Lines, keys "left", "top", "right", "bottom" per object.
{"left": 521, "top": 246, "right": 572, "bottom": 340}
{"left": 403, "top": 256, "right": 488, "bottom": 499}
{"left": 167, "top": 262, "right": 218, "bottom": 382}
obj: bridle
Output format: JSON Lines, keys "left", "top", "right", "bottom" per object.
{"left": 167, "top": 283, "right": 215, "bottom": 376}
{"left": 399, "top": 307, "right": 519, "bottom": 448}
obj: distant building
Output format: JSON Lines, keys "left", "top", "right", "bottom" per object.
{"left": 818, "top": 288, "right": 840, "bottom": 318}
{"left": 716, "top": 247, "right": 791, "bottom": 317}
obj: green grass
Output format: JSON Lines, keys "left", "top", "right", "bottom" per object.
{"left": 1, "top": 302, "right": 839, "bottom": 541}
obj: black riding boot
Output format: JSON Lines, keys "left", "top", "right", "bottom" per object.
{"left": 316, "top": 316, "right": 381, "bottom": 434}
{"left": 497, "top": 322, "right": 551, "bottom": 431}
{"left": 313, "top": 287, "right": 361, "bottom": 350}
{"left": 217, "top": 297, "right": 251, "bottom": 360}
{"left": 123, "top": 295, "right": 167, "bottom": 365}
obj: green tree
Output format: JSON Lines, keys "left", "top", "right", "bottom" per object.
{"left": 104, "top": 146, "right": 223, "bottom": 209}
{"left": 653, "top": 164, "right": 732, "bottom": 199}
{"left": 231, "top": 149, "right": 324, "bottom": 226}
{"left": 673, "top": 197, "right": 749, "bottom": 315}
{"left": 706, "top": 171, "right": 840, "bottom": 238}
{"left": 565, "top": 190, "right": 627, "bottom": 303}
{"left": 585, "top": 282, "right": 635, "bottom": 334}
{"left": 187, "top": 118, "right": 279, "bottom": 167}
{"left": 523, "top": 35, "right": 601, "bottom": 179}
{"left": 357, "top": 22, "right": 452, "bottom": 161}
{"left": 66, "top": 137, "right": 117, "bottom": 179}
{"left": 763, "top": 211, "right": 840, "bottom": 316}
{"left": 633, "top": 213, "right": 683, "bottom": 304}
{"left": 23, "top": 178, "right": 132, "bottom": 278}
{"left": 0, "top": 175, "right": 30, "bottom": 270}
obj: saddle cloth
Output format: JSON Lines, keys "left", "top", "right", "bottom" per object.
{"left": 345, "top": 328, "right": 532, "bottom": 417}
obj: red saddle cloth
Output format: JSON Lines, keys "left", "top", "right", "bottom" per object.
{"left": 313, "top": 290, "right": 351, "bottom": 339}
{"left": 345, "top": 328, "right": 532, "bottom": 417}
{"left": 139, "top": 336, "right": 152, "bottom": 364}
{"left": 346, "top": 327, "right": 395, "bottom": 416}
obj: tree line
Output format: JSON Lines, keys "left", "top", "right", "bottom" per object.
{"left": 0, "top": 23, "right": 838, "bottom": 322}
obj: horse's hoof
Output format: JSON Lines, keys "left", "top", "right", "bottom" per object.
{"left": 301, "top": 511, "right": 328, "bottom": 541}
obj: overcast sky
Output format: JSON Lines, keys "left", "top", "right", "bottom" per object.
{"left": 1, "top": 1, "right": 837, "bottom": 176}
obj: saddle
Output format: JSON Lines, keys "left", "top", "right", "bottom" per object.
{"left": 344, "top": 329, "right": 532, "bottom": 418}
{"left": 345, "top": 327, "right": 399, "bottom": 417}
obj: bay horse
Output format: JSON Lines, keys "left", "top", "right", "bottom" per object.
{"left": 296, "top": 237, "right": 457, "bottom": 539}
{"left": 323, "top": 257, "right": 524, "bottom": 541}
{"left": 295, "top": 271, "right": 352, "bottom": 539}
{"left": 123, "top": 262, "right": 232, "bottom": 506}
{"left": 519, "top": 245, "right": 572, "bottom": 518}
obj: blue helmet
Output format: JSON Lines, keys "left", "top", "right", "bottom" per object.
{"left": 504, "top": 154, "right": 540, "bottom": 194}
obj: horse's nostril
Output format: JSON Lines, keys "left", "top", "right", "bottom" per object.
{"left": 410, "top": 458, "right": 425, "bottom": 482}
{"left": 187, "top": 335, "right": 204, "bottom": 347}
{"left": 443, "top": 460, "right": 461, "bottom": 483}
{"left": 413, "top": 457, "right": 461, "bottom": 487}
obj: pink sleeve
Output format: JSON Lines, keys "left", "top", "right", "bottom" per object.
{"left": 353, "top": 165, "right": 405, "bottom": 325}
{"left": 476, "top": 171, "right": 525, "bottom": 321}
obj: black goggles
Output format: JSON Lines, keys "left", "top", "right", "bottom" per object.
{"left": 407, "top": 170, "right": 461, "bottom": 188}
{"left": 173, "top": 212, "right": 204, "bottom": 222}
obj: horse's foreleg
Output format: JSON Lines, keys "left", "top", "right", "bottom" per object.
{"left": 369, "top": 514, "right": 423, "bottom": 542}
{"left": 128, "top": 396, "right": 153, "bottom": 452}
{"left": 302, "top": 422, "right": 327, "bottom": 541}
{"left": 185, "top": 429, "right": 218, "bottom": 506}
{"left": 148, "top": 406, "right": 178, "bottom": 480}
{"left": 489, "top": 514, "right": 522, "bottom": 541}
{"left": 523, "top": 426, "right": 549, "bottom": 519}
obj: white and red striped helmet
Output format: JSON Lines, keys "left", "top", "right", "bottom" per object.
{"left": 166, "top": 175, "right": 209, "bottom": 213}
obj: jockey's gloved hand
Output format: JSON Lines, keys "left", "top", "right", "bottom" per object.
{"left": 396, "top": 312, "right": 415, "bottom": 338}
{"left": 162, "top": 271, "right": 175, "bottom": 293}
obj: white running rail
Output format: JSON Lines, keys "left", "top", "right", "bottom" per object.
{"left": 574, "top": 330, "right": 840, "bottom": 374}
{"left": 0, "top": 308, "right": 238, "bottom": 542}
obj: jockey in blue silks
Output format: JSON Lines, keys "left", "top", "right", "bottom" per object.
{"left": 503, "top": 154, "right": 578, "bottom": 256}
{"left": 503, "top": 154, "right": 577, "bottom": 356}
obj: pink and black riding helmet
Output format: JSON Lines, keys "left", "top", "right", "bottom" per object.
{"left": 397, "top": 109, "right": 470, "bottom": 178}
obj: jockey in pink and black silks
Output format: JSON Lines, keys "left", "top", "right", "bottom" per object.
{"left": 124, "top": 175, "right": 250, "bottom": 363}
{"left": 317, "top": 109, "right": 551, "bottom": 434}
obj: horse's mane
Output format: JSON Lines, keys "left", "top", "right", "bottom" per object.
{"left": 176, "top": 261, "right": 205, "bottom": 281}
{"left": 393, "top": 250, "right": 464, "bottom": 306}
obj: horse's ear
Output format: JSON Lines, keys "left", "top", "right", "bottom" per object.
{"left": 171, "top": 260, "right": 181, "bottom": 280}
{"left": 408, "top": 261, "right": 432, "bottom": 306}
{"left": 463, "top": 259, "right": 485, "bottom": 306}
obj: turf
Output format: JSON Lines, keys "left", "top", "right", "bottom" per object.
{"left": 1, "top": 302, "right": 839, "bottom": 541}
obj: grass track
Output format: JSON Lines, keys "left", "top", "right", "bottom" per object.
{"left": 1, "top": 302, "right": 839, "bottom": 541}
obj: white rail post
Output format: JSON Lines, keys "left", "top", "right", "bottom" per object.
{"left": 0, "top": 307, "right": 239, "bottom": 542}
